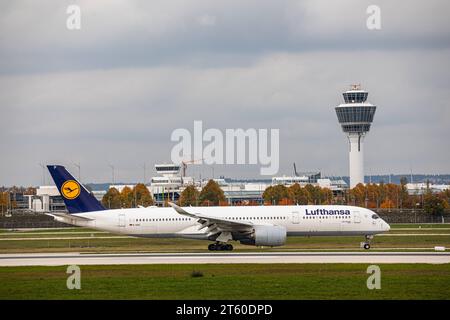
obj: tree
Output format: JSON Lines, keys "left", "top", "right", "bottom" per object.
{"left": 423, "top": 192, "right": 448, "bottom": 216}
{"left": 319, "top": 188, "right": 334, "bottom": 205}
{"left": 380, "top": 199, "right": 395, "bottom": 209}
{"left": 304, "top": 184, "right": 321, "bottom": 204}
{"left": 288, "top": 183, "right": 310, "bottom": 205}
{"left": 179, "top": 185, "right": 200, "bottom": 206}
{"left": 120, "top": 186, "right": 134, "bottom": 208}
{"left": 101, "top": 187, "right": 121, "bottom": 209}
{"left": 133, "top": 183, "right": 154, "bottom": 207}
{"left": 399, "top": 177, "right": 410, "bottom": 208}
{"left": 349, "top": 183, "right": 366, "bottom": 206}
{"left": 199, "top": 180, "right": 226, "bottom": 206}
{"left": 262, "top": 185, "right": 289, "bottom": 205}
{"left": 0, "top": 192, "right": 8, "bottom": 214}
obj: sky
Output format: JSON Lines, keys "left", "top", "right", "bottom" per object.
{"left": 1, "top": 0, "right": 450, "bottom": 186}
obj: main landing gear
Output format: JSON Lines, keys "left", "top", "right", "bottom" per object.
{"left": 362, "top": 235, "right": 374, "bottom": 250}
{"left": 208, "top": 242, "right": 233, "bottom": 251}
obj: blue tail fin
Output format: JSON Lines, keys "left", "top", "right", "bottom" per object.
{"left": 47, "top": 165, "right": 106, "bottom": 214}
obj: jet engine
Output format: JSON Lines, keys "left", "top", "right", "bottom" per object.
{"left": 240, "top": 225, "right": 287, "bottom": 246}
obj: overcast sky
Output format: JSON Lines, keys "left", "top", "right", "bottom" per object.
{"left": 1, "top": 0, "right": 449, "bottom": 186}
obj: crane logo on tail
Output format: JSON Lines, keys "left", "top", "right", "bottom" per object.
{"left": 61, "top": 180, "right": 81, "bottom": 199}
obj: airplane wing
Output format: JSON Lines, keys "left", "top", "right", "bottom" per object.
{"left": 168, "top": 202, "right": 253, "bottom": 241}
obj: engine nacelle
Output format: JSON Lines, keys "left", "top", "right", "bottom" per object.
{"left": 253, "top": 225, "right": 286, "bottom": 246}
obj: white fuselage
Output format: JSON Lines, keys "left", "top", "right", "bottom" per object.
{"left": 53, "top": 205, "right": 390, "bottom": 241}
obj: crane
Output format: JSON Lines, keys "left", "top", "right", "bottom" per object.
{"left": 181, "top": 158, "right": 204, "bottom": 178}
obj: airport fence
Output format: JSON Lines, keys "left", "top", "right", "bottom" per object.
{"left": 0, "top": 212, "right": 71, "bottom": 229}
{"left": 374, "top": 209, "right": 450, "bottom": 224}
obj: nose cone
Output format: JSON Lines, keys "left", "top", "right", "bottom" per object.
{"left": 383, "top": 221, "right": 390, "bottom": 232}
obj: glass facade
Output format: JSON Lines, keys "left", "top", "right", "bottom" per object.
{"left": 155, "top": 166, "right": 180, "bottom": 172}
{"left": 340, "top": 124, "right": 371, "bottom": 133}
{"left": 335, "top": 104, "right": 376, "bottom": 133}
{"left": 335, "top": 106, "right": 376, "bottom": 123}
{"left": 343, "top": 91, "right": 368, "bottom": 103}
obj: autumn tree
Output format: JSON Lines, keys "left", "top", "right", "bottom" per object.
{"left": 399, "top": 177, "right": 411, "bottom": 208}
{"left": 304, "top": 184, "right": 322, "bottom": 205}
{"left": 423, "top": 192, "right": 448, "bottom": 216}
{"left": 380, "top": 199, "right": 395, "bottom": 209}
{"left": 101, "top": 187, "right": 121, "bottom": 209}
{"left": 0, "top": 192, "right": 8, "bottom": 214}
{"left": 319, "top": 188, "right": 334, "bottom": 205}
{"left": 120, "top": 186, "right": 134, "bottom": 208}
{"left": 133, "top": 183, "right": 154, "bottom": 207}
{"left": 288, "top": 183, "right": 310, "bottom": 205}
{"left": 263, "top": 185, "right": 289, "bottom": 205}
{"left": 349, "top": 183, "right": 366, "bottom": 206}
{"left": 199, "top": 180, "right": 226, "bottom": 206}
{"left": 179, "top": 185, "right": 200, "bottom": 206}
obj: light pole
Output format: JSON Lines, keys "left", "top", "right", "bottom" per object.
{"left": 108, "top": 164, "right": 115, "bottom": 185}
{"left": 73, "top": 163, "right": 81, "bottom": 182}
{"left": 38, "top": 163, "right": 46, "bottom": 185}
{"left": 140, "top": 163, "right": 146, "bottom": 184}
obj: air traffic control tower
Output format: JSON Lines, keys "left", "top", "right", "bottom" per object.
{"left": 335, "top": 85, "right": 377, "bottom": 188}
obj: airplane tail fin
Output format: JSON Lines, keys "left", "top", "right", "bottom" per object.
{"left": 47, "top": 165, "right": 106, "bottom": 214}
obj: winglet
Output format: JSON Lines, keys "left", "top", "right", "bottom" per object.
{"left": 168, "top": 202, "right": 196, "bottom": 218}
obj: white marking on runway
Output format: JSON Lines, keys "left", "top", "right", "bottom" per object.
{"left": 0, "top": 252, "right": 449, "bottom": 266}
{"left": 377, "top": 233, "right": 450, "bottom": 236}
{"left": 0, "top": 236, "right": 128, "bottom": 241}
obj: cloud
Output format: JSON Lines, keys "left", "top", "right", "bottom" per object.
{"left": 197, "top": 14, "right": 216, "bottom": 27}
{"left": 0, "top": 0, "right": 449, "bottom": 185}
{"left": 1, "top": 0, "right": 450, "bottom": 74}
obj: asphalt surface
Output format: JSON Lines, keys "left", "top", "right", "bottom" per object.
{"left": 1, "top": 251, "right": 449, "bottom": 266}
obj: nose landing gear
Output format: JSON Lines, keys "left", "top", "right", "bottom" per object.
{"left": 362, "top": 235, "right": 374, "bottom": 250}
{"left": 208, "top": 242, "right": 233, "bottom": 251}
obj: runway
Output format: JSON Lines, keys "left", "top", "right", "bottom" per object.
{"left": 1, "top": 251, "right": 450, "bottom": 266}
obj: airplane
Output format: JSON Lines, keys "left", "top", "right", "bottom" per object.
{"left": 46, "top": 165, "right": 390, "bottom": 251}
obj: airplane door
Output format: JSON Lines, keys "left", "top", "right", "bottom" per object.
{"left": 292, "top": 211, "right": 300, "bottom": 224}
{"left": 353, "top": 211, "right": 361, "bottom": 224}
{"left": 118, "top": 213, "right": 126, "bottom": 228}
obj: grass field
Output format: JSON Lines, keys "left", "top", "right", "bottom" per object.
{"left": 1, "top": 225, "right": 449, "bottom": 300}
{"left": 0, "top": 263, "right": 449, "bottom": 299}
{"left": 0, "top": 224, "right": 449, "bottom": 253}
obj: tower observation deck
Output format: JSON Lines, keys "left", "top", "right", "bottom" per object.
{"left": 335, "top": 84, "right": 377, "bottom": 188}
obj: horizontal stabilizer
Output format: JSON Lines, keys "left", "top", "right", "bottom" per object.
{"left": 45, "top": 212, "right": 94, "bottom": 221}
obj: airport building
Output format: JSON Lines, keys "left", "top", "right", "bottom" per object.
{"left": 406, "top": 183, "right": 450, "bottom": 195}
{"left": 112, "top": 164, "right": 348, "bottom": 206}
{"left": 18, "top": 163, "right": 349, "bottom": 212}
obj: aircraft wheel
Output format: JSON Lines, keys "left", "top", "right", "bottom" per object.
{"left": 208, "top": 243, "right": 217, "bottom": 251}
{"left": 225, "top": 244, "right": 233, "bottom": 251}
{"left": 363, "top": 243, "right": 371, "bottom": 250}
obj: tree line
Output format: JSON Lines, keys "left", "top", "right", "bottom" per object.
{"left": 101, "top": 184, "right": 154, "bottom": 209}
{"left": 101, "top": 180, "right": 227, "bottom": 209}
{"left": 100, "top": 179, "right": 450, "bottom": 215}
{"left": 262, "top": 181, "right": 450, "bottom": 215}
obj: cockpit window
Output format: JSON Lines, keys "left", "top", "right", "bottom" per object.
{"left": 372, "top": 214, "right": 380, "bottom": 219}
